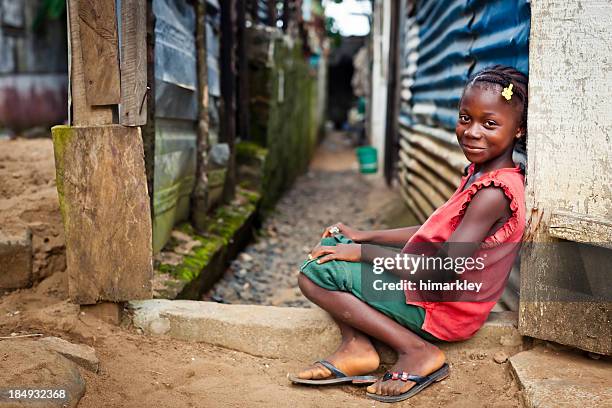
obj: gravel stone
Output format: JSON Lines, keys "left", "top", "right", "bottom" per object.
{"left": 205, "top": 168, "right": 388, "bottom": 307}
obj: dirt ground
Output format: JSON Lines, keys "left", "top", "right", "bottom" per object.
{"left": 0, "top": 270, "right": 521, "bottom": 408}
{"left": 0, "top": 138, "right": 66, "bottom": 283}
{"left": 0, "top": 134, "right": 522, "bottom": 407}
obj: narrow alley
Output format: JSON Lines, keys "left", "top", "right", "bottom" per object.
{"left": 205, "top": 130, "right": 394, "bottom": 307}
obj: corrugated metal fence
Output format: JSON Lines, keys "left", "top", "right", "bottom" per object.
{"left": 397, "top": 0, "right": 530, "bottom": 310}
{"left": 152, "top": 0, "right": 198, "bottom": 253}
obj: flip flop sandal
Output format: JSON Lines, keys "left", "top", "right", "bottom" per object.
{"left": 288, "top": 360, "right": 378, "bottom": 385}
{"left": 366, "top": 363, "right": 450, "bottom": 403}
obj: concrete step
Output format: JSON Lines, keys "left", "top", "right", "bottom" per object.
{"left": 127, "top": 299, "right": 524, "bottom": 363}
{"left": 510, "top": 345, "right": 612, "bottom": 408}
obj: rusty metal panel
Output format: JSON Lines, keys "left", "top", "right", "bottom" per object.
{"left": 0, "top": 0, "right": 68, "bottom": 131}
{"left": 0, "top": 74, "right": 68, "bottom": 131}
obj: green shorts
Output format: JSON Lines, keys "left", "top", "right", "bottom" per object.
{"left": 299, "top": 234, "right": 439, "bottom": 342}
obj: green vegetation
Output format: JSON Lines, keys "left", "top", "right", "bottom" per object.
{"left": 50, "top": 125, "right": 73, "bottom": 223}
{"left": 156, "top": 188, "right": 260, "bottom": 283}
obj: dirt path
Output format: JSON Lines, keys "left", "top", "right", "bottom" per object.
{"left": 205, "top": 131, "right": 398, "bottom": 307}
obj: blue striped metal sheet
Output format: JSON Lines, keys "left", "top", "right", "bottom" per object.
{"left": 401, "top": 0, "right": 530, "bottom": 130}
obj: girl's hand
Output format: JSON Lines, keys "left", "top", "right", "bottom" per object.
{"left": 310, "top": 243, "right": 362, "bottom": 264}
{"left": 321, "top": 222, "right": 363, "bottom": 242}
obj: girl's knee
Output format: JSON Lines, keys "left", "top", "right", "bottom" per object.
{"left": 297, "top": 272, "right": 312, "bottom": 293}
{"left": 298, "top": 272, "right": 323, "bottom": 300}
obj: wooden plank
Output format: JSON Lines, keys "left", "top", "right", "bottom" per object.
{"left": 68, "top": 0, "right": 113, "bottom": 125}
{"left": 77, "top": 0, "right": 121, "bottom": 106}
{"left": 220, "top": 0, "right": 237, "bottom": 202}
{"left": 191, "top": 0, "right": 210, "bottom": 230}
{"left": 52, "top": 125, "right": 153, "bottom": 304}
{"left": 519, "top": 0, "right": 612, "bottom": 355}
{"left": 549, "top": 211, "right": 612, "bottom": 249}
{"left": 119, "top": 0, "right": 148, "bottom": 126}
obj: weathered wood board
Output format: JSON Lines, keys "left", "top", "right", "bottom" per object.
{"left": 519, "top": 0, "right": 612, "bottom": 355}
{"left": 76, "top": 0, "right": 121, "bottom": 106}
{"left": 52, "top": 125, "right": 153, "bottom": 304}
{"left": 68, "top": 0, "right": 114, "bottom": 125}
{"left": 549, "top": 211, "right": 612, "bottom": 249}
{"left": 192, "top": 0, "right": 210, "bottom": 230}
{"left": 119, "top": 0, "right": 148, "bottom": 126}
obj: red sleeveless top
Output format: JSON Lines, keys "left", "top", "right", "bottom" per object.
{"left": 401, "top": 164, "right": 525, "bottom": 341}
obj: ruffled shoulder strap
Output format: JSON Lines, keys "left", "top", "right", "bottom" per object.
{"left": 450, "top": 168, "right": 525, "bottom": 245}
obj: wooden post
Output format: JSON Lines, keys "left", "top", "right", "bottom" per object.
{"left": 282, "top": 0, "right": 290, "bottom": 31}
{"left": 52, "top": 125, "right": 153, "bottom": 304}
{"left": 237, "top": 0, "right": 251, "bottom": 140}
{"left": 249, "top": 0, "right": 259, "bottom": 23}
{"left": 220, "top": 0, "right": 237, "bottom": 202}
{"left": 67, "top": 0, "right": 114, "bottom": 125}
{"left": 141, "top": 0, "right": 157, "bottom": 214}
{"left": 383, "top": 0, "right": 401, "bottom": 185}
{"left": 192, "top": 0, "right": 210, "bottom": 230}
{"left": 119, "top": 0, "right": 148, "bottom": 126}
{"left": 57, "top": 0, "right": 153, "bottom": 303}
{"left": 76, "top": 0, "right": 121, "bottom": 106}
{"left": 267, "top": 0, "right": 277, "bottom": 26}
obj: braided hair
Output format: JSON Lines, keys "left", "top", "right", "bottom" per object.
{"left": 462, "top": 65, "right": 529, "bottom": 173}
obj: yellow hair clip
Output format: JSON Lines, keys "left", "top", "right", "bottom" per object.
{"left": 502, "top": 83, "right": 514, "bottom": 101}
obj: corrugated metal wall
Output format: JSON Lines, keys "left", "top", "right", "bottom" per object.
{"left": 0, "top": 0, "right": 68, "bottom": 131}
{"left": 152, "top": 0, "right": 198, "bottom": 253}
{"left": 397, "top": 0, "right": 530, "bottom": 310}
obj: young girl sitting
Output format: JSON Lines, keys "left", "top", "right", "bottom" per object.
{"left": 289, "top": 65, "right": 528, "bottom": 403}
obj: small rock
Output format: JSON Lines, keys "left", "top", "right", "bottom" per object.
{"left": 149, "top": 317, "right": 171, "bottom": 335}
{"left": 493, "top": 351, "right": 508, "bottom": 364}
{"left": 170, "top": 230, "right": 193, "bottom": 243}
{"left": 1, "top": 340, "right": 86, "bottom": 407}
{"left": 238, "top": 269, "right": 247, "bottom": 277}
{"left": 238, "top": 253, "right": 253, "bottom": 262}
{"left": 38, "top": 336, "right": 100, "bottom": 373}
{"left": 469, "top": 352, "right": 487, "bottom": 361}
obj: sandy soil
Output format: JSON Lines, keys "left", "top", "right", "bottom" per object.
{"left": 0, "top": 271, "right": 521, "bottom": 408}
{"left": 0, "top": 137, "right": 66, "bottom": 283}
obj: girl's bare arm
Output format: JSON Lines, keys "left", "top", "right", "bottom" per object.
{"left": 322, "top": 223, "right": 421, "bottom": 247}
{"left": 356, "top": 226, "right": 422, "bottom": 247}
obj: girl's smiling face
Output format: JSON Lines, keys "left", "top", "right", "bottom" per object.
{"left": 456, "top": 83, "right": 524, "bottom": 164}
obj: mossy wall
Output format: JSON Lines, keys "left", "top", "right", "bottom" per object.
{"left": 247, "top": 27, "right": 322, "bottom": 211}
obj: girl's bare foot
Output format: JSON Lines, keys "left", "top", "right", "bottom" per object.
{"left": 297, "top": 334, "right": 380, "bottom": 380}
{"left": 366, "top": 343, "right": 446, "bottom": 396}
